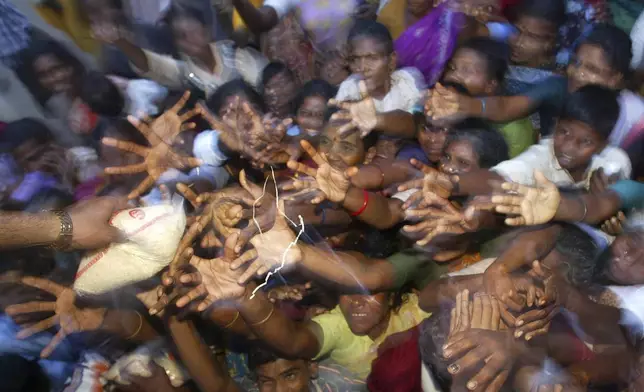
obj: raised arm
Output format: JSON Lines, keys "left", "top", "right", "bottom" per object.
{"left": 231, "top": 0, "right": 280, "bottom": 34}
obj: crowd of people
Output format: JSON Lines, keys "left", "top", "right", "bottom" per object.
{"left": 2, "top": 0, "right": 644, "bottom": 390}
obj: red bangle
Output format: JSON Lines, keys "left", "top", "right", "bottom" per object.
{"left": 351, "top": 190, "right": 369, "bottom": 216}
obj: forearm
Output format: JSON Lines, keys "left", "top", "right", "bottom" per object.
{"left": 206, "top": 308, "right": 253, "bottom": 337}
{"left": 465, "top": 96, "right": 533, "bottom": 123}
{"left": 114, "top": 38, "right": 150, "bottom": 73}
{"left": 418, "top": 275, "right": 483, "bottom": 312}
{"left": 297, "top": 244, "right": 394, "bottom": 291}
{"left": 485, "top": 225, "right": 561, "bottom": 275}
{"left": 231, "top": 0, "right": 277, "bottom": 33}
{"left": 341, "top": 186, "right": 403, "bottom": 229}
{"left": 237, "top": 285, "right": 320, "bottom": 359}
{"left": 0, "top": 211, "right": 59, "bottom": 249}
{"left": 101, "top": 309, "right": 159, "bottom": 343}
{"left": 167, "top": 317, "right": 240, "bottom": 392}
{"left": 453, "top": 170, "right": 504, "bottom": 196}
{"left": 285, "top": 203, "right": 352, "bottom": 228}
{"left": 375, "top": 110, "right": 417, "bottom": 139}
{"left": 555, "top": 192, "right": 622, "bottom": 224}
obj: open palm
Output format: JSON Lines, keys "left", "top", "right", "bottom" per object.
{"left": 6, "top": 277, "right": 106, "bottom": 358}
{"left": 329, "top": 80, "right": 378, "bottom": 137}
{"left": 491, "top": 170, "right": 561, "bottom": 226}
{"left": 285, "top": 140, "right": 351, "bottom": 204}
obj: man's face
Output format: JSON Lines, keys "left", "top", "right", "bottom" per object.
{"left": 443, "top": 48, "right": 497, "bottom": 96}
{"left": 567, "top": 44, "right": 623, "bottom": 93}
{"left": 256, "top": 358, "right": 315, "bottom": 392}
{"left": 552, "top": 119, "right": 605, "bottom": 172}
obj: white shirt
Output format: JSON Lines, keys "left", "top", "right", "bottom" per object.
{"left": 335, "top": 67, "right": 426, "bottom": 113}
{"left": 491, "top": 138, "right": 632, "bottom": 189}
{"left": 611, "top": 90, "right": 644, "bottom": 147}
{"left": 631, "top": 11, "right": 644, "bottom": 70}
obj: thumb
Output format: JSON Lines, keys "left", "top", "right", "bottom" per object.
{"left": 533, "top": 170, "right": 551, "bottom": 188}
{"left": 345, "top": 167, "right": 359, "bottom": 178}
{"left": 239, "top": 170, "right": 262, "bottom": 199}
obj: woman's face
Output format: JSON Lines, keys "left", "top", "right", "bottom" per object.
{"left": 418, "top": 125, "right": 448, "bottom": 164}
{"left": 33, "top": 53, "right": 75, "bottom": 95}
{"left": 172, "top": 16, "right": 211, "bottom": 58}
{"left": 339, "top": 292, "right": 390, "bottom": 336}
{"left": 443, "top": 48, "right": 496, "bottom": 96}
{"left": 508, "top": 15, "right": 557, "bottom": 66}
{"left": 319, "top": 54, "right": 351, "bottom": 87}
{"left": 567, "top": 44, "right": 622, "bottom": 93}
{"left": 264, "top": 71, "right": 298, "bottom": 117}
{"left": 319, "top": 122, "right": 365, "bottom": 169}
{"left": 439, "top": 139, "right": 480, "bottom": 175}
{"left": 296, "top": 95, "right": 327, "bottom": 137}
{"left": 348, "top": 36, "right": 395, "bottom": 96}
{"left": 608, "top": 231, "right": 644, "bottom": 285}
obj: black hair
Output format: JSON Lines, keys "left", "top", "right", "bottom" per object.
{"left": 261, "top": 61, "right": 296, "bottom": 90}
{"left": 0, "top": 119, "right": 53, "bottom": 152}
{"left": 561, "top": 84, "right": 619, "bottom": 141}
{"left": 248, "top": 345, "right": 287, "bottom": 371}
{"left": 165, "top": 2, "right": 212, "bottom": 28}
{"left": 18, "top": 38, "right": 85, "bottom": 105}
{"left": 348, "top": 20, "right": 394, "bottom": 54}
{"left": 445, "top": 126, "right": 510, "bottom": 169}
{"left": 206, "top": 79, "right": 264, "bottom": 115}
{"left": 79, "top": 71, "right": 125, "bottom": 117}
{"left": 554, "top": 223, "right": 601, "bottom": 288}
{"left": 581, "top": 23, "right": 633, "bottom": 77}
{"left": 457, "top": 37, "right": 509, "bottom": 83}
{"left": 516, "top": 0, "right": 566, "bottom": 28}
{"left": 294, "top": 79, "right": 337, "bottom": 114}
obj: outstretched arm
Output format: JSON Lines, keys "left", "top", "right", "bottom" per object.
{"left": 231, "top": 0, "right": 280, "bottom": 34}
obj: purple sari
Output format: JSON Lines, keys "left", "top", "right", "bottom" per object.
{"left": 394, "top": 2, "right": 465, "bottom": 86}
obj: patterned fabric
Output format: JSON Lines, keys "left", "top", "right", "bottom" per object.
{"left": 556, "top": 0, "right": 612, "bottom": 67}
{"left": 394, "top": 2, "right": 464, "bottom": 86}
{"left": 0, "top": 0, "right": 30, "bottom": 66}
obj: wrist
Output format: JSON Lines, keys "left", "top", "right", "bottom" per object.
{"left": 41, "top": 212, "right": 63, "bottom": 246}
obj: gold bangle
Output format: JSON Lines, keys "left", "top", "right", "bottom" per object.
{"left": 250, "top": 304, "right": 275, "bottom": 327}
{"left": 224, "top": 311, "right": 240, "bottom": 329}
{"left": 126, "top": 311, "right": 143, "bottom": 340}
{"left": 49, "top": 210, "right": 73, "bottom": 251}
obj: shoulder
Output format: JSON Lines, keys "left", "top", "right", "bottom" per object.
{"left": 392, "top": 67, "right": 426, "bottom": 91}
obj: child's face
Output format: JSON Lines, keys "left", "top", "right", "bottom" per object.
{"left": 318, "top": 122, "right": 365, "bottom": 169}
{"left": 508, "top": 15, "right": 557, "bottom": 66}
{"left": 255, "top": 358, "right": 316, "bottom": 392}
{"left": 567, "top": 43, "right": 623, "bottom": 93}
{"left": 553, "top": 119, "right": 606, "bottom": 173}
{"left": 33, "top": 53, "right": 75, "bottom": 95}
{"left": 439, "top": 139, "right": 480, "bottom": 175}
{"left": 296, "top": 95, "right": 327, "bottom": 137}
{"left": 418, "top": 125, "right": 449, "bottom": 164}
{"left": 608, "top": 231, "right": 644, "bottom": 285}
{"left": 264, "top": 71, "right": 298, "bottom": 117}
{"left": 443, "top": 48, "right": 497, "bottom": 96}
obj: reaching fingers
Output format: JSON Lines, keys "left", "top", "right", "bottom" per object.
{"left": 103, "top": 163, "right": 147, "bottom": 176}
{"left": 299, "top": 140, "right": 327, "bottom": 167}
{"left": 171, "top": 91, "right": 191, "bottom": 114}
{"left": 172, "top": 218, "right": 207, "bottom": 271}
{"left": 19, "top": 276, "right": 65, "bottom": 296}
{"left": 230, "top": 248, "right": 258, "bottom": 271}
{"left": 179, "top": 109, "right": 200, "bottom": 123}
{"left": 40, "top": 328, "right": 66, "bottom": 358}
{"left": 286, "top": 160, "right": 318, "bottom": 178}
{"left": 102, "top": 138, "right": 148, "bottom": 156}
{"left": 16, "top": 315, "right": 59, "bottom": 339}
{"left": 483, "top": 369, "right": 510, "bottom": 392}
{"left": 466, "top": 354, "right": 510, "bottom": 392}
{"left": 237, "top": 260, "right": 264, "bottom": 285}
{"left": 499, "top": 305, "right": 516, "bottom": 328}
{"left": 6, "top": 301, "right": 57, "bottom": 316}
{"left": 127, "top": 176, "right": 156, "bottom": 200}
{"left": 176, "top": 286, "right": 207, "bottom": 308}
{"left": 176, "top": 183, "right": 200, "bottom": 208}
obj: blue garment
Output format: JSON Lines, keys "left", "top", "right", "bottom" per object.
{"left": 0, "top": 0, "right": 30, "bottom": 67}
{"left": 610, "top": 180, "right": 644, "bottom": 210}
{"left": 0, "top": 314, "right": 81, "bottom": 391}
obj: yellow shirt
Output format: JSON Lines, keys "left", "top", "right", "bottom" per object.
{"left": 312, "top": 293, "right": 430, "bottom": 378}
{"left": 233, "top": 0, "right": 264, "bottom": 30}
{"left": 34, "top": 0, "right": 99, "bottom": 56}
{"left": 377, "top": 0, "right": 407, "bottom": 39}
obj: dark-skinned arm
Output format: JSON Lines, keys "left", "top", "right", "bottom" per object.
{"left": 296, "top": 245, "right": 396, "bottom": 291}
{"left": 418, "top": 274, "right": 483, "bottom": 312}
{"left": 236, "top": 284, "right": 321, "bottom": 359}
{"left": 101, "top": 310, "right": 160, "bottom": 343}
{"left": 349, "top": 160, "right": 417, "bottom": 190}
{"left": 166, "top": 316, "right": 241, "bottom": 392}
{"left": 553, "top": 183, "right": 638, "bottom": 224}
{"left": 231, "top": 0, "right": 280, "bottom": 34}
{"left": 285, "top": 202, "right": 352, "bottom": 228}
{"left": 112, "top": 37, "right": 151, "bottom": 73}
{"left": 374, "top": 110, "right": 418, "bottom": 139}
{"left": 450, "top": 169, "right": 505, "bottom": 196}
{"left": 341, "top": 186, "right": 404, "bottom": 229}
{"left": 458, "top": 94, "right": 537, "bottom": 124}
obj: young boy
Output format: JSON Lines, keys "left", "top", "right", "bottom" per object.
{"left": 441, "top": 37, "right": 535, "bottom": 157}
{"left": 433, "top": 24, "right": 643, "bottom": 150}
{"left": 439, "top": 84, "right": 631, "bottom": 196}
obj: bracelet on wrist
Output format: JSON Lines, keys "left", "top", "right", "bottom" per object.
{"left": 49, "top": 210, "right": 73, "bottom": 251}
{"left": 350, "top": 190, "right": 369, "bottom": 217}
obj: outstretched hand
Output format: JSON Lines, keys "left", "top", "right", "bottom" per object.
{"left": 68, "top": 196, "right": 129, "bottom": 249}
{"left": 284, "top": 140, "right": 352, "bottom": 204}
{"left": 491, "top": 170, "right": 561, "bottom": 226}
{"left": 328, "top": 80, "right": 378, "bottom": 138}
{"left": 402, "top": 191, "right": 470, "bottom": 246}
{"left": 6, "top": 277, "right": 107, "bottom": 358}
{"left": 102, "top": 92, "right": 202, "bottom": 199}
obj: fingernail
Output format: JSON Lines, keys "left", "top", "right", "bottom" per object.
{"left": 467, "top": 381, "right": 478, "bottom": 390}
{"left": 443, "top": 350, "right": 452, "bottom": 358}
{"left": 526, "top": 334, "right": 532, "bottom": 341}
{"left": 516, "top": 320, "right": 524, "bottom": 326}
{"left": 448, "top": 364, "right": 460, "bottom": 374}
{"left": 514, "top": 330, "right": 523, "bottom": 338}
{"left": 149, "top": 309, "right": 157, "bottom": 315}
